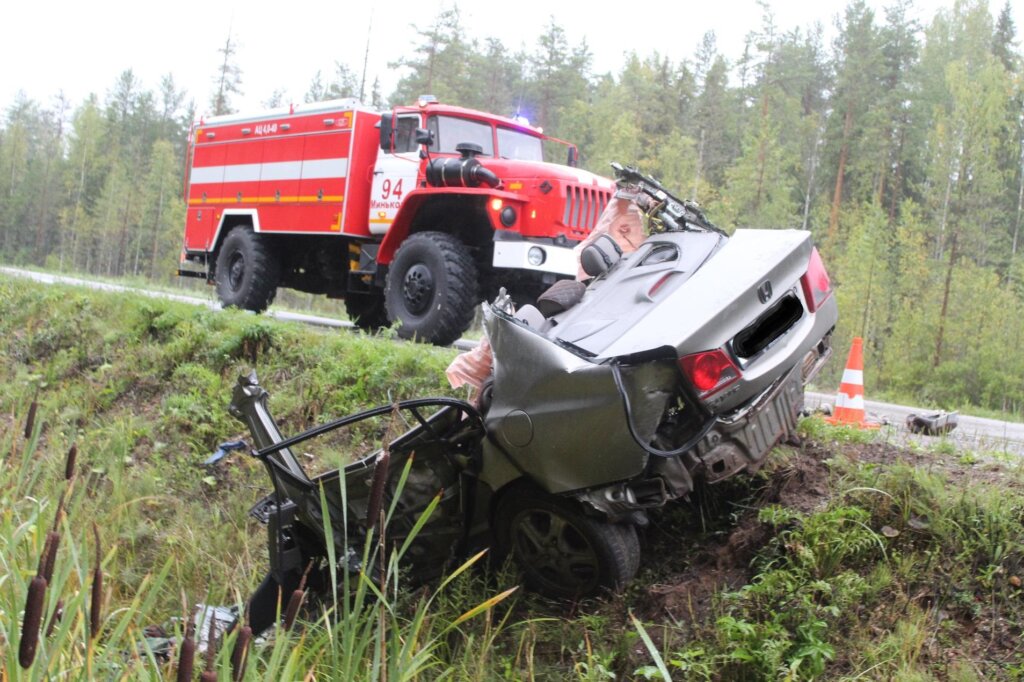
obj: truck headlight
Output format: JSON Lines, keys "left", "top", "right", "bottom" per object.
{"left": 528, "top": 247, "right": 546, "bottom": 266}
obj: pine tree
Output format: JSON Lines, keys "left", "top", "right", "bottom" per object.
{"left": 60, "top": 96, "right": 108, "bottom": 271}
{"left": 875, "top": 0, "right": 920, "bottom": 224}
{"left": 525, "top": 19, "right": 592, "bottom": 133}
{"left": 305, "top": 63, "right": 359, "bottom": 103}
{"left": 390, "top": 7, "right": 472, "bottom": 105}
{"left": 141, "top": 140, "right": 185, "bottom": 280}
{"left": 210, "top": 30, "right": 243, "bottom": 116}
{"left": 825, "top": 0, "right": 884, "bottom": 244}
{"left": 692, "top": 53, "right": 737, "bottom": 193}
{"left": 992, "top": 1, "right": 1019, "bottom": 71}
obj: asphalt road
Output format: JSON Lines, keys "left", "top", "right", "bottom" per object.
{"left": 805, "top": 391, "right": 1024, "bottom": 456}
{"left": 4, "top": 265, "right": 1022, "bottom": 454}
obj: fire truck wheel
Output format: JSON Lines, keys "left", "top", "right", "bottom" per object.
{"left": 494, "top": 488, "right": 640, "bottom": 598}
{"left": 385, "top": 232, "right": 479, "bottom": 346}
{"left": 345, "top": 293, "right": 389, "bottom": 332}
{"left": 215, "top": 227, "right": 281, "bottom": 313}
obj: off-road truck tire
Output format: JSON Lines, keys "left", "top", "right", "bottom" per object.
{"left": 384, "top": 231, "right": 479, "bottom": 346}
{"left": 215, "top": 227, "right": 280, "bottom": 312}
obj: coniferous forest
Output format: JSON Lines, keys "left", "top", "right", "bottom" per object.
{"left": 2, "top": 0, "right": 1023, "bottom": 414}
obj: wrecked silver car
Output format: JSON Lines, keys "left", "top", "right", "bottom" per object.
{"left": 231, "top": 164, "right": 838, "bottom": 630}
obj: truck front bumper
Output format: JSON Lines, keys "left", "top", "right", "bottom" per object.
{"left": 492, "top": 240, "right": 579, "bottom": 277}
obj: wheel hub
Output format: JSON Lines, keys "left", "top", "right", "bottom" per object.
{"left": 512, "top": 509, "right": 599, "bottom": 593}
{"left": 228, "top": 253, "right": 246, "bottom": 291}
{"left": 401, "top": 264, "right": 435, "bottom": 315}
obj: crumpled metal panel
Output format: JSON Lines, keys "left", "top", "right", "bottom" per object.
{"left": 481, "top": 306, "right": 676, "bottom": 494}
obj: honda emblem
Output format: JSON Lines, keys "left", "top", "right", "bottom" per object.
{"left": 757, "top": 280, "right": 773, "bottom": 304}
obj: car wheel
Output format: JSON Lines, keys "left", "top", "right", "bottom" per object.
{"left": 345, "top": 293, "right": 389, "bottom": 331}
{"left": 494, "top": 489, "right": 640, "bottom": 598}
{"left": 384, "top": 232, "right": 478, "bottom": 346}
{"left": 215, "top": 227, "right": 280, "bottom": 312}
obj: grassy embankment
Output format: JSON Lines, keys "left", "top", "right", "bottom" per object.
{"left": 1, "top": 274, "right": 1023, "bottom": 680}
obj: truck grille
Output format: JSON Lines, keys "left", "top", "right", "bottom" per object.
{"left": 562, "top": 186, "right": 611, "bottom": 237}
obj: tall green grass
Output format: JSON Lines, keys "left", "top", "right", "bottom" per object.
{"left": 5, "top": 275, "right": 1024, "bottom": 680}
{"left": 1, "top": 401, "right": 522, "bottom": 679}
{"left": 0, "top": 277, "right": 520, "bottom": 678}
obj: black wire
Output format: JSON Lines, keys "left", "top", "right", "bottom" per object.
{"left": 611, "top": 363, "right": 715, "bottom": 458}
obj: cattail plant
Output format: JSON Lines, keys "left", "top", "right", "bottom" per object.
{"left": 282, "top": 587, "right": 305, "bottom": 632}
{"left": 38, "top": 487, "right": 68, "bottom": 585}
{"left": 372, "top": 405, "right": 404, "bottom": 681}
{"left": 19, "top": 445, "right": 73, "bottom": 669}
{"left": 176, "top": 599, "right": 196, "bottom": 682}
{"left": 366, "top": 404, "right": 401, "bottom": 533}
{"left": 64, "top": 442, "right": 77, "bottom": 480}
{"left": 37, "top": 531, "right": 61, "bottom": 584}
{"left": 230, "top": 621, "right": 253, "bottom": 681}
{"left": 200, "top": 611, "right": 218, "bottom": 682}
{"left": 90, "top": 523, "right": 103, "bottom": 641}
{"left": 23, "top": 398, "right": 38, "bottom": 440}
{"left": 283, "top": 561, "right": 314, "bottom": 631}
{"left": 19, "top": 575, "right": 47, "bottom": 668}
{"left": 176, "top": 632, "right": 196, "bottom": 682}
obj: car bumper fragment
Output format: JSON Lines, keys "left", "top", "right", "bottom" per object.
{"left": 695, "top": 365, "right": 803, "bottom": 483}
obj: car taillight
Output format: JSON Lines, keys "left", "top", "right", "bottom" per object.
{"left": 679, "top": 349, "right": 742, "bottom": 400}
{"left": 800, "top": 247, "right": 832, "bottom": 313}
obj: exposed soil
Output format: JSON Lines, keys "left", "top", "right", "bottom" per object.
{"left": 628, "top": 435, "right": 1024, "bottom": 678}
{"left": 637, "top": 439, "right": 838, "bottom": 624}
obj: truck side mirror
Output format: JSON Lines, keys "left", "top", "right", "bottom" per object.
{"left": 379, "top": 113, "right": 393, "bottom": 151}
{"left": 415, "top": 128, "right": 433, "bottom": 146}
{"left": 567, "top": 146, "right": 579, "bottom": 168}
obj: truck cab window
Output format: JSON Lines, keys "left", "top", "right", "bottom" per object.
{"left": 427, "top": 115, "right": 494, "bottom": 156}
{"left": 497, "top": 127, "right": 544, "bottom": 161}
{"left": 394, "top": 115, "right": 420, "bottom": 153}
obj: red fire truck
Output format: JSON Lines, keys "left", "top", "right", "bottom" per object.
{"left": 178, "top": 97, "right": 614, "bottom": 345}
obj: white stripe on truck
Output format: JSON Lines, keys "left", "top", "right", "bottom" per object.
{"left": 190, "top": 158, "right": 349, "bottom": 185}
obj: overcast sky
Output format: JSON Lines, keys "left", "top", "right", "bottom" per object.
{"left": 1, "top": 0, "right": 1018, "bottom": 117}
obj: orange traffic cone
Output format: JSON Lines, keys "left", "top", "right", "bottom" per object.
{"left": 826, "top": 337, "right": 880, "bottom": 429}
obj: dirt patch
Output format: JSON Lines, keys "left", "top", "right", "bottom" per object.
{"left": 635, "top": 435, "right": 1024, "bottom": 678}
{"left": 641, "top": 519, "right": 765, "bottom": 624}
{"left": 847, "top": 438, "right": 1024, "bottom": 491}
{"left": 762, "top": 442, "right": 833, "bottom": 512}
{"left": 637, "top": 445, "right": 833, "bottom": 623}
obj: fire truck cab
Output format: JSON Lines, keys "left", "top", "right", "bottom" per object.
{"left": 179, "top": 97, "right": 613, "bottom": 345}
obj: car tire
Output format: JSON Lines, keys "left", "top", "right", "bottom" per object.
{"left": 384, "top": 232, "right": 478, "bottom": 346}
{"left": 345, "top": 293, "right": 389, "bottom": 332}
{"left": 494, "top": 488, "right": 640, "bottom": 598}
{"left": 215, "top": 227, "right": 280, "bottom": 312}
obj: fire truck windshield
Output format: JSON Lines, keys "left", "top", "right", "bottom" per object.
{"left": 427, "top": 116, "right": 494, "bottom": 156}
{"left": 425, "top": 115, "right": 545, "bottom": 161}
{"left": 496, "top": 127, "right": 544, "bottom": 161}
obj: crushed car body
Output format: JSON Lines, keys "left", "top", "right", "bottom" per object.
{"left": 229, "top": 163, "right": 839, "bottom": 628}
